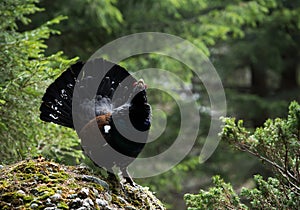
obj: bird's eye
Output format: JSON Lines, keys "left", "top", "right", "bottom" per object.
{"left": 133, "top": 82, "right": 138, "bottom": 87}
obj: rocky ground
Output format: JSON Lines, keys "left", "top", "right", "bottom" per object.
{"left": 0, "top": 157, "right": 165, "bottom": 209}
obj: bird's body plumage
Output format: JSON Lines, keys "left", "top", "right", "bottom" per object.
{"left": 40, "top": 58, "right": 151, "bottom": 185}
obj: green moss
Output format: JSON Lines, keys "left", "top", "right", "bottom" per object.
{"left": 36, "top": 186, "right": 55, "bottom": 200}
{"left": 0, "top": 157, "right": 165, "bottom": 209}
{"left": 111, "top": 194, "right": 125, "bottom": 207}
{"left": 22, "top": 195, "right": 34, "bottom": 202}
{"left": 0, "top": 180, "right": 9, "bottom": 191}
{"left": 57, "top": 201, "right": 69, "bottom": 209}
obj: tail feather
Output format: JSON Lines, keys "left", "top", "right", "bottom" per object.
{"left": 40, "top": 58, "right": 136, "bottom": 129}
{"left": 98, "top": 77, "right": 112, "bottom": 97}
{"left": 40, "top": 62, "right": 83, "bottom": 128}
{"left": 96, "top": 59, "right": 135, "bottom": 100}
{"left": 40, "top": 103, "right": 74, "bottom": 127}
{"left": 43, "top": 94, "right": 72, "bottom": 117}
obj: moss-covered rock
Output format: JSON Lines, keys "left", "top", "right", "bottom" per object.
{"left": 0, "top": 157, "right": 165, "bottom": 210}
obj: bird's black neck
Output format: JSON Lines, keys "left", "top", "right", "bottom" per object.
{"left": 130, "top": 90, "right": 147, "bottom": 105}
{"left": 129, "top": 90, "right": 151, "bottom": 132}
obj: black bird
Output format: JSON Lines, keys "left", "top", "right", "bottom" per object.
{"left": 40, "top": 58, "right": 151, "bottom": 185}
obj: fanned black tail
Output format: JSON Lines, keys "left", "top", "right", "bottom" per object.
{"left": 40, "top": 58, "right": 136, "bottom": 129}
{"left": 40, "top": 62, "right": 83, "bottom": 128}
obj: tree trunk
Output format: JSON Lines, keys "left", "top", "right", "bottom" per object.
{"left": 279, "top": 49, "right": 298, "bottom": 90}
{"left": 280, "top": 67, "right": 298, "bottom": 90}
{"left": 250, "top": 63, "right": 268, "bottom": 97}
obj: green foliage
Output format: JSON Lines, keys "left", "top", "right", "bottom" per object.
{"left": 241, "top": 175, "right": 299, "bottom": 209}
{"left": 215, "top": 0, "right": 300, "bottom": 91}
{"left": 0, "top": 0, "right": 82, "bottom": 164}
{"left": 185, "top": 101, "right": 300, "bottom": 209}
{"left": 118, "top": 0, "right": 278, "bottom": 56}
{"left": 184, "top": 175, "right": 247, "bottom": 210}
{"left": 28, "top": 0, "right": 124, "bottom": 59}
{"left": 222, "top": 101, "right": 300, "bottom": 191}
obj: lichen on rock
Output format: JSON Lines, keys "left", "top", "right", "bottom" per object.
{"left": 0, "top": 157, "right": 165, "bottom": 210}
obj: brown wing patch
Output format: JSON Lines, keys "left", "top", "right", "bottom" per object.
{"left": 96, "top": 113, "right": 112, "bottom": 128}
{"left": 79, "top": 113, "right": 112, "bottom": 135}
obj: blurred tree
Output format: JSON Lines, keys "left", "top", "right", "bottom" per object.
{"left": 212, "top": 0, "right": 300, "bottom": 126}
{"left": 0, "top": 0, "right": 82, "bottom": 164}
{"left": 116, "top": 0, "right": 300, "bottom": 127}
{"left": 24, "top": 0, "right": 123, "bottom": 59}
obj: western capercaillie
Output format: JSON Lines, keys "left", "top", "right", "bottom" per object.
{"left": 40, "top": 58, "right": 151, "bottom": 185}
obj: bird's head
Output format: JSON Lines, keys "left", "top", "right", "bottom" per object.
{"left": 130, "top": 78, "right": 148, "bottom": 104}
{"left": 133, "top": 79, "right": 147, "bottom": 91}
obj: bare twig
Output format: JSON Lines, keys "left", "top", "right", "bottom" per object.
{"left": 236, "top": 143, "right": 300, "bottom": 193}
